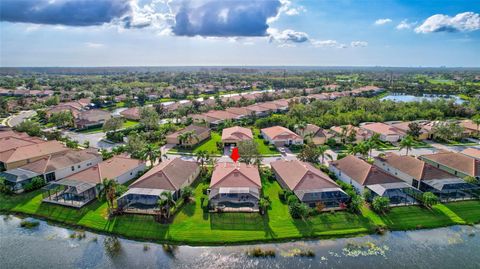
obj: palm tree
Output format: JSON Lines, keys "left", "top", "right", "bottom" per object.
{"left": 317, "top": 145, "right": 330, "bottom": 164}
{"left": 472, "top": 115, "right": 480, "bottom": 135}
{"left": 367, "top": 133, "right": 381, "bottom": 157}
{"left": 142, "top": 144, "right": 161, "bottom": 168}
{"left": 195, "top": 150, "right": 210, "bottom": 173}
{"left": 346, "top": 144, "right": 358, "bottom": 156}
{"left": 355, "top": 141, "right": 369, "bottom": 158}
{"left": 157, "top": 191, "right": 176, "bottom": 220}
{"left": 98, "top": 178, "right": 119, "bottom": 215}
{"left": 258, "top": 198, "right": 270, "bottom": 215}
{"left": 399, "top": 135, "right": 415, "bottom": 156}
{"left": 178, "top": 131, "right": 199, "bottom": 148}
{"left": 295, "top": 122, "right": 307, "bottom": 136}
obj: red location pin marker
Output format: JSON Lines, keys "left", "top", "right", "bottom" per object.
{"left": 230, "top": 147, "right": 240, "bottom": 163}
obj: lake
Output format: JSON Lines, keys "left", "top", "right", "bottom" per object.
{"left": 1, "top": 215, "right": 480, "bottom": 269}
{"left": 381, "top": 93, "right": 464, "bottom": 104}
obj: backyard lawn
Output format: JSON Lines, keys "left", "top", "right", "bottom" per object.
{"left": 252, "top": 128, "right": 280, "bottom": 156}
{"left": 170, "top": 132, "right": 222, "bottom": 156}
{"left": 77, "top": 120, "right": 139, "bottom": 134}
{"left": 3, "top": 179, "right": 480, "bottom": 245}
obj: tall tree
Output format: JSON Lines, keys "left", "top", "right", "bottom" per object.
{"left": 142, "top": 144, "right": 161, "bottom": 168}
{"left": 399, "top": 135, "right": 415, "bottom": 156}
{"left": 103, "top": 117, "right": 124, "bottom": 133}
{"left": 98, "top": 178, "right": 119, "bottom": 215}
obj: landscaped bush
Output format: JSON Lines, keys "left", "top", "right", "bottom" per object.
{"left": 289, "top": 202, "right": 309, "bottom": 219}
{"left": 23, "top": 177, "right": 46, "bottom": 192}
{"left": 287, "top": 194, "right": 300, "bottom": 206}
{"left": 371, "top": 196, "right": 390, "bottom": 214}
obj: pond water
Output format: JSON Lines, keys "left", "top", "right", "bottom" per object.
{"left": 381, "top": 93, "right": 464, "bottom": 104}
{"left": 1, "top": 215, "right": 480, "bottom": 269}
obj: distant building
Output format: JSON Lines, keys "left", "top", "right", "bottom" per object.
{"left": 166, "top": 125, "right": 211, "bottom": 147}
{"left": 221, "top": 126, "right": 253, "bottom": 146}
{"left": 360, "top": 122, "right": 404, "bottom": 142}
{"left": 261, "top": 126, "right": 303, "bottom": 146}
{"left": 420, "top": 152, "right": 480, "bottom": 179}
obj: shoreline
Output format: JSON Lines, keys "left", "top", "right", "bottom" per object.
{"left": 2, "top": 208, "right": 477, "bottom": 247}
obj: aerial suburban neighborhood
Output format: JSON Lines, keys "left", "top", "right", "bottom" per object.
{"left": 1, "top": 0, "right": 480, "bottom": 268}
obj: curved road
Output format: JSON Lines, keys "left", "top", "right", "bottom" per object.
{"left": 7, "top": 110, "right": 36, "bottom": 127}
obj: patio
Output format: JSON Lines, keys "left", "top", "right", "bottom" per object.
{"left": 42, "top": 179, "right": 97, "bottom": 208}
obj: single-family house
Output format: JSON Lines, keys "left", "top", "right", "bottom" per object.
{"left": 42, "top": 155, "right": 147, "bottom": 208}
{"left": 329, "top": 125, "right": 370, "bottom": 144}
{"left": 459, "top": 120, "right": 479, "bottom": 136}
{"left": 120, "top": 107, "right": 141, "bottom": 120}
{"left": 329, "top": 155, "right": 420, "bottom": 205}
{"left": 390, "top": 121, "right": 433, "bottom": 140}
{"left": 261, "top": 126, "right": 303, "bottom": 146}
{"left": 117, "top": 158, "right": 200, "bottom": 213}
{"left": 420, "top": 152, "right": 480, "bottom": 179}
{"left": 271, "top": 160, "right": 349, "bottom": 209}
{"left": 0, "top": 140, "right": 69, "bottom": 170}
{"left": 75, "top": 109, "right": 112, "bottom": 129}
{"left": 221, "top": 126, "right": 253, "bottom": 146}
{"left": 360, "top": 122, "right": 404, "bottom": 142}
{"left": 208, "top": 162, "right": 262, "bottom": 212}
{"left": 375, "top": 152, "right": 478, "bottom": 201}
{"left": 166, "top": 125, "right": 211, "bottom": 147}
{"left": 296, "top": 124, "right": 329, "bottom": 145}
{"left": 0, "top": 148, "right": 102, "bottom": 193}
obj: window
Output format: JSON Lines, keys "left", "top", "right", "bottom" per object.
{"left": 130, "top": 172, "right": 133, "bottom": 175}
{"left": 78, "top": 165, "right": 81, "bottom": 168}
{"left": 71, "top": 166, "right": 74, "bottom": 171}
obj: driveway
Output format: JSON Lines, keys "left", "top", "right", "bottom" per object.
{"left": 63, "top": 131, "right": 123, "bottom": 150}
{"left": 7, "top": 110, "right": 36, "bottom": 127}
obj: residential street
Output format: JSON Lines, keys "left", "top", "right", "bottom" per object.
{"left": 63, "top": 131, "right": 123, "bottom": 150}
{"left": 6, "top": 110, "right": 36, "bottom": 127}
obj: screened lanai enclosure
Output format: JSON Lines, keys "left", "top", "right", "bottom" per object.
{"left": 296, "top": 188, "right": 350, "bottom": 209}
{"left": 42, "top": 179, "right": 97, "bottom": 208}
{"left": 367, "top": 182, "right": 422, "bottom": 206}
{"left": 420, "top": 178, "right": 480, "bottom": 202}
{"left": 117, "top": 188, "right": 165, "bottom": 214}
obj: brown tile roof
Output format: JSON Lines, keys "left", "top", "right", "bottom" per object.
{"left": 20, "top": 148, "right": 101, "bottom": 174}
{"left": 298, "top": 124, "right": 327, "bottom": 138}
{"left": 129, "top": 158, "right": 199, "bottom": 191}
{"left": 1, "top": 140, "right": 69, "bottom": 163}
{"left": 221, "top": 126, "right": 253, "bottom": 142}
{"left": 204, "top": 110, "right": 239, "bottom": 120}
{"left": 65, "top": 155, "right": 145, "bottom": 184}
{"left": 376, "top": 152, "right": 455, "bottom": 181}
{"left": 210, "top": 162, "right": 261, "bottom": 189}
{"left": 460, "top": 120, "right": 479, "bottom": 132}
{"left": 226, "top": 107, "right": 250, "bottom": 116}
{"left": 330, "top": 155, "right": 402, "bottom": 186}
{"left": 461, "top": 148, "right": 480, "bottom": 160}
{"left": 421, "top": 152, "right": 479, "bottom": 177}
{"left": 245, "top": 104, "right": 270, "bottom": 113}
{"left": 261, "top": 126, "right": 302, "bottom": 141}
{"left": 271, "top": 160, "right": 339, "bottom": 191}
{"left": 120, "top": 107, "right": 141, "bottom": 120}
{"left": 166, "top": 125, "right": 210, "bottom": 139}
{"left": 361, "top": 122, "right": 401, "bottom": 136}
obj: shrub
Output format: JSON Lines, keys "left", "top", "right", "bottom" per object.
{"left": 246, "top": 247, "right": 276, "bottom": 257}
{"left": 348, "top": 195, "right": 364, "bottom": 214}
{"left": 289, "top": 202, "right": 309, "bottom": 219}
{"left": 372, "top": 196, "right": 390, "bottom": 214}
{"left": 20, "top": 220, "right": 40, "bottom": 229}
{"left": 23, "top": 177, "right": 45, "bottom": 192}
{"left": 287, "top": 195, "right": 300, "bottom": 206}
{"left": 422, "top": 192, "right": 439, "bottom": 208}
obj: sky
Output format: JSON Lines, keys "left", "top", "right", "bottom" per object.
{"left": 0, "top": 0, "right": 479, "bottom": 67}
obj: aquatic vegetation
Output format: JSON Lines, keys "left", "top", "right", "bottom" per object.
{"left": 246, "top": 247, "right": 276, "bottom": 258}
{"left": 104, "top": 237, "right": 122, "bottom": 257}
{"left": 143, "top": 244, "right": 150, "bottom": 251}
{"left": 280, "top": 248, "right": 315, "bottom": 258}
{"left": 342, "top": 241, "right": 389, "bottom": 257}
{"left": 91, "top": 237, "right": 98, "bottom": 242}
{"left": 19, "top": 220, "right": 40, "bottom": 229}
{"left": 162, "top": 244, "right": 178, "bottom": 257}
{"left": 70, "top": 230, "right": 86, "bottom": 240}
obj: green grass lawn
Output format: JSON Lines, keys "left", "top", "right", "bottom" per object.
{"left": 77, "top": 120, "right": 139, "bottom": 134}
{"left": 252, "top": 129, "right": 279, "bottom": 155}
{"left": 3, "top": 180, "right": 480, "bottom": 245}
{"left": 170, "top": 132, "right": 222, "bottom": 156}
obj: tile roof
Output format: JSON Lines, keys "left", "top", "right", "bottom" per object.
{"left": 19, "top": 148, "right": 101, "bottom": 174}
{"left": 376, "top": 152, "right": 455, "bottom": 181}
{"left": 271, "top": 160, "right": 339, "bottom": 191}
{"left": 221, "top": 126, "right": 253, "bottom": 142}
{"left": 261, "top": 126, "right": 302, "bottom": 141}
{"left": 361, "top": 122, "right": 402, "bottom": 136}
{"left": 1, "top": 140, "right": 68, "bottom": 163}
{"left": 210, "top": 162, "right": 261, "bottom": 189}
{"left": 129, "top": 158, "right": 199, "bottom": 191}
{"left": 461, "top": 148, "right": 480, "bottom": 160}
{"left": 65, "top": 155, "right": 145, "bottom": 184}
{"left": 330, "top": 155, "right": 402, "bottom": 186}
{"left": 421, "top": 152, "right": 479, "bottom": 177}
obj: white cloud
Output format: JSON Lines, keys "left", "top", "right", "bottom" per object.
{"left": 268, "top": 0, "right": 306, "bottom": 23}
{"left": 311, "top": 39, "right": 346, "bottom": 48}
{"left": 350, "top": 41, "right": 368, "bottom": 47}
{"left": 396, "top": 19, "right": 416, "bottom": 30}
{"left": 268, "top": 28, "right": 309, "bottom": 43}
{"left": 85, "top": 42, "right": 105, "bottom": 48}
{"left": 374, "top": 18, "right": 392, "bottom": 25}
{"left": 415, "top": 12, "right": 480, "bottom": 33}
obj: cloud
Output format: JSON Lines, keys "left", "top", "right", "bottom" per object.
{"left": 268, "top": 28, "right": 309, "bottom": 43}
{"left": 350, "top": 41, "right": 368, "bottom": 47}
{"left": 171, "top": 0, "right": 281, "bottom": 37}
{"left": 0, "top": 0, "right": 132, "bottom": 26}
{"left": 311, "top": 40, "right": 346, "bottom": 48}
{"left": 374, "top": 18, "right": 392, "bottom": 25}
{"left": 396, "top": 19, "right": 416, "bottom": 30}
{"left": 415, "top": 12, "right": 480, "bottom": 33}
{"left": 85, "top": 42, "right": 105, "bottom": 48}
